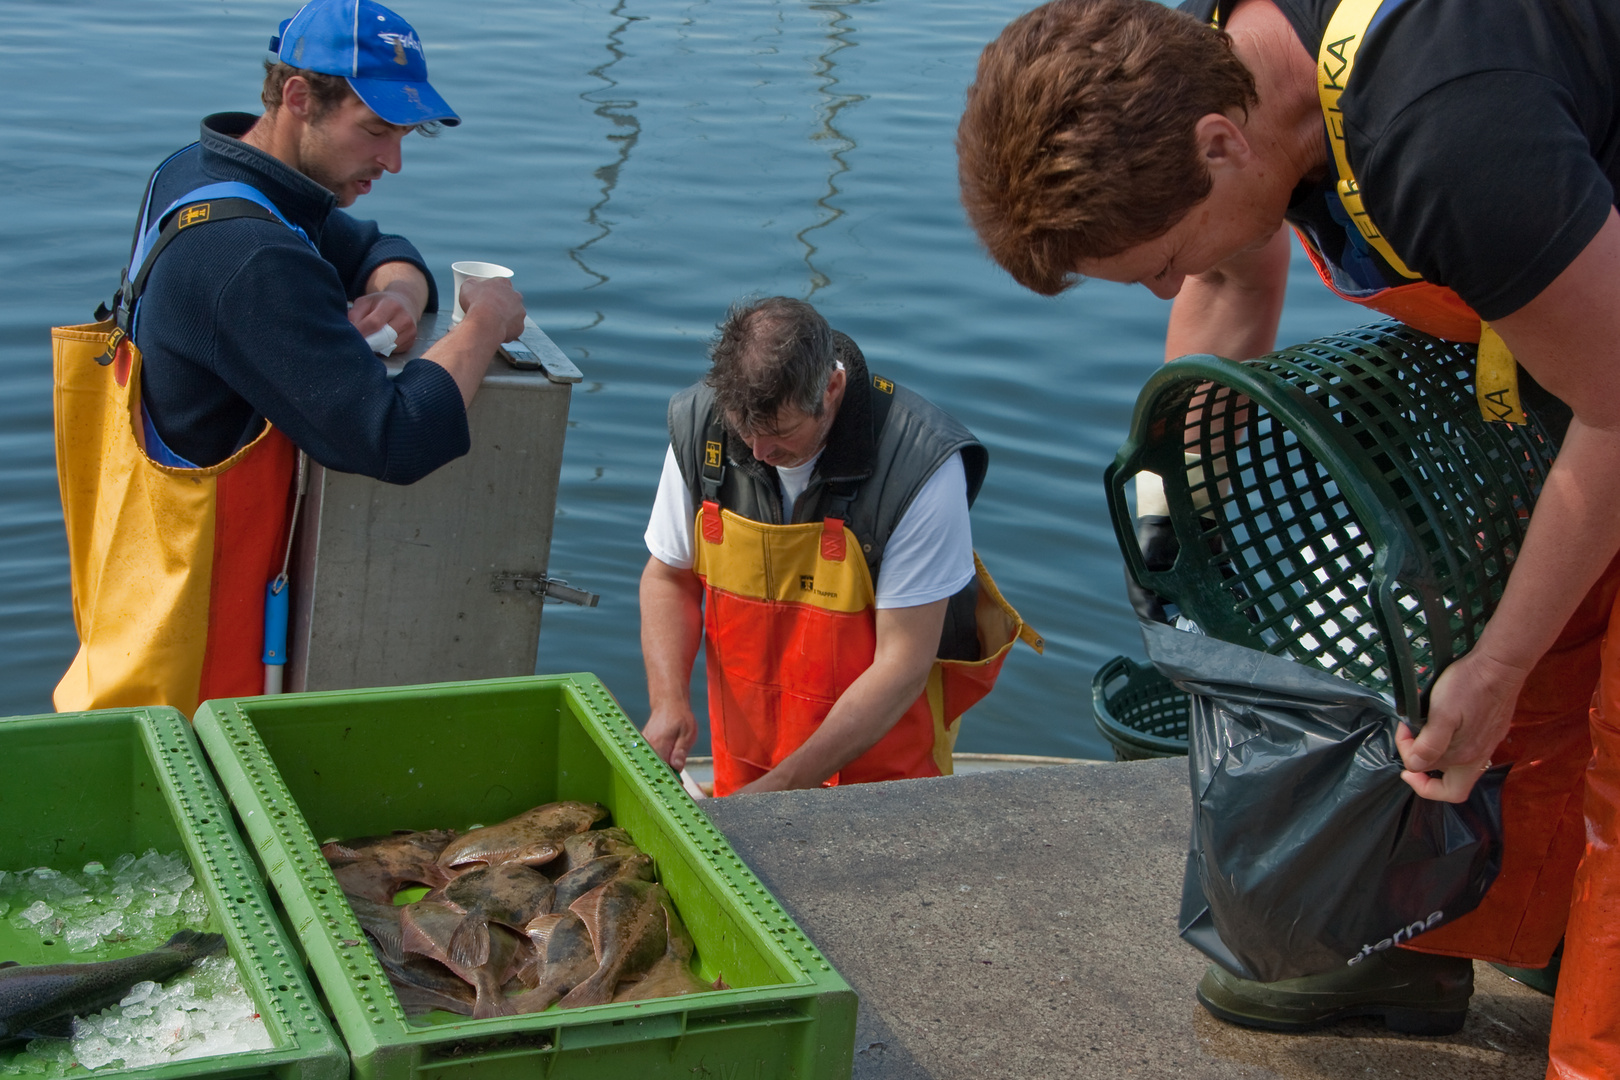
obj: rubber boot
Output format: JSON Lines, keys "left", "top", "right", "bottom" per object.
{"left": 1196, "top": 950, "right": 1474, "bottom": 1035}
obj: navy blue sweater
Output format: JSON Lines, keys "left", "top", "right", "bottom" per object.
{"left": 132, "top": 113, "right": 468, "bottom": 483}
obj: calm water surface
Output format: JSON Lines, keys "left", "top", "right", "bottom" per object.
{"left": 0, "top": 0, "right": 1364, "bottom": 757}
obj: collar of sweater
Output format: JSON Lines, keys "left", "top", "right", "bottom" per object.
{"left": 197, "top": 112, "right": 338, "bottom": 242}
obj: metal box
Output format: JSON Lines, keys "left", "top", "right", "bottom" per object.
{"left": 287, "top": 314, "right": 580, "bottom": 692}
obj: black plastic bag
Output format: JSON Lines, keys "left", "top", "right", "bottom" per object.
{"left": 1142, "top": 622, "right": 1508, "bottom": 983}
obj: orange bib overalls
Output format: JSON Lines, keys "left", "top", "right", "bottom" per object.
{"left": 52, "top": 172, "right": 302, "bottom": 716}
{"left": 692, "top": 502, "right": 1041, "bottom": 797}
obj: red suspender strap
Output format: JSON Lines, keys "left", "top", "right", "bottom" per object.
{"left": 702, "top": 499, "right": 724, "bottom": 544}
{"left": 821, "top": 517, "right": 846, "bottom": 562}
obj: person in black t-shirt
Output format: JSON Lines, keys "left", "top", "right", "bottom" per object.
{"left": 958, "top": 0, "right": 1620, "bottom": 1067}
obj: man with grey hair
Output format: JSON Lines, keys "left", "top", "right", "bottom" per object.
{"left": 639, "top": 297, "right": 1038, "bottom": 796}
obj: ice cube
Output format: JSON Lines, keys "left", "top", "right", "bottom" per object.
{"left": 66, "top": 923, "right": 102, "bottom": 952}
{"left": 74, "top": 1035, "right": 121, "bottom": 1070}
{"left": 20, "top": 900, "right": 53, "bottom": 925}
{"left": 120, "top": 981, "right": 157, "bottom": 1007}
{"left": 83, "top": 860, "right": 106, "bottom": 876}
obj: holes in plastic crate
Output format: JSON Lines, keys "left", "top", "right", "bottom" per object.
{"left": 1150, "top": 323, "right": 1555, "bottom": 710}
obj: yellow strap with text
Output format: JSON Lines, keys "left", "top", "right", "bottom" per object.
{"left": 1318, "top": 0, "right": 1420, "bottom": 280}
{"left": 1476, "top": 323, "right": 1525, "bottom": 424}
{"left": 1319, "top": 0, "right": 1522, "bottom": 424}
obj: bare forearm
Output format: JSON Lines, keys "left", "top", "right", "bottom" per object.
{"left": 638, "top": 556, "right": 705, "bottom": 770}
{"left": 419, "top": 278, "right": 525, "bottom": 408}
{"left": 421, "top": 308, "right": 502, "bottom": 407}
{"left": 745, "top": 600, "right": 947, "bottom": 792}
{"left": 1166, "top": 226, "right": 1290, "bottom": 362}
{"left": 1471, "top": 421, "right": 1620, "bottom": 673}
{"left": 364, "top": 261, "right": 429, "bottom": 316}
{"left": 1399, "top": 211, "right": 1620, "bottom": 799}
{"left": 1481, "top": 209, "right": 1620, "bottom": 672}
{"left": 759, "top": 655, "right": 931, "bottom": 790}
{"left": 640, "top": 558, "right": 704, "bottom": 713}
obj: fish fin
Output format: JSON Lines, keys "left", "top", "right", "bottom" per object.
{"left": 520, "top": 845, "right": 564, "bottom": 869}
{"left": 321, "top": 842, "right": 362, "bottom": 862}
{"left": 712, "top": 975, "right": 730, "bottom": 990}
{"left": 448, "top": 917, "right": 492, "bottom": 970}
{"left": 165, "top": 930, "right": 227, "bottom": 958}
{"left": 398, "top": 909, "right": 438, "bottom": 961}
{"left": 392, "top": 983, "right": 475, "bottom": 1019}
{"left": 506, "top": 985, "right": 561, "bottom": 1014}
{"left": 660, "top": 892, "right": 695, "bottom": 962}
{"left": 568, "top": 887, "right": 610, "bottom": 964}
{"left": 27, "top": 1015, "right": 76, "bottom": 1041}
{"left": 525, "top": 913, "right": 564, "bottom": 947}
{"left": 0, "top": 961, "right": 18, "bottom": 969}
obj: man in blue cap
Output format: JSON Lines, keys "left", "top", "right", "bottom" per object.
{"left": 51, "top": 0, "right": 527, "bottom": 715}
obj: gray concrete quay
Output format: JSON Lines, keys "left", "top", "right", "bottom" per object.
{"left": 701, "top": 758, "right": 1552, "bottom": 1079}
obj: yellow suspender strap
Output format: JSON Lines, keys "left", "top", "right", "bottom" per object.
{"left": 1318, "top": 0, "right": 1524, "bottom": 424}
{"left": 1476, "top": 323, "right": 1525, "bottom": 424}
{"left": 1318, "top": 0, "right": 1419, "bottom": 280}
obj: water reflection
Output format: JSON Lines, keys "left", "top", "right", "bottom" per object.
{"left": 568, "top": 0, "right": 645, "bottom": 318}
{"left": 796, "top": 0, "right": 865, "bottom": 297}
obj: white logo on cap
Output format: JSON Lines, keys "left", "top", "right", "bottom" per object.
{"left": 377, "top": 31, "right": 422, "bottom": 65}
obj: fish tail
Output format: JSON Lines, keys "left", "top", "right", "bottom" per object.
{"left": 471, "top": 978, "right": 516, "bottom": 1020}
{"left": 164, "top": 930, "right": 227, "bottom": 959}
{"left": 558, "top": 970, "right": 614, "bottom": 1010}
{"left": 448, "top": 917, "right": 492, "bottom": 970}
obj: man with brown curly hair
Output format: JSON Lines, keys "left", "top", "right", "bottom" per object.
{"left": 959, "top": 0, "right": 1620, "bottom": 1070}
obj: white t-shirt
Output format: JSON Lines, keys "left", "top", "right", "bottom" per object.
{"left": 644, "top": 444, "right": 975, "bottom": 609}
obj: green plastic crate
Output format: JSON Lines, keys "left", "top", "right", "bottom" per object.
{"left": 0, "top": 707, "right": 348, "bottom": 1080}
{"left": 1090, "top": 656, "right": 1190, "bottom": 761}
{"left": 191, "top": 675, "right": 858, "bottom": 1080}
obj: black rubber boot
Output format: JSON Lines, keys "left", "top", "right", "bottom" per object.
{"left": 1196, "top": 950, "right": 1474, "bottom": 1036}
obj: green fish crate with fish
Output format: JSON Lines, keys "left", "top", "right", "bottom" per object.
{"left": 191, "top": 675, "right": 858, "bottom": 1080}
{"left": 0, "top": 706, "right": 347, "bottom": 1080}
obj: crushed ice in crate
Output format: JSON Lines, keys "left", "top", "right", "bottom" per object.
{"left": 0, "top": 850, "right": 275, "bottom": 1074}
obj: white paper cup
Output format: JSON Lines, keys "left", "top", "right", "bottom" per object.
{"left": 450, "top": 260, "right": 514, "bottom": 323}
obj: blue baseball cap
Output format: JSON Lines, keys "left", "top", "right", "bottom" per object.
{"left": 270, "top": 0, "right": 460, "bottom": 127}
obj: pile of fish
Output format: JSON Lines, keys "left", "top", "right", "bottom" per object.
{"left": 323, "top": 801, "right": 719, "bottom": 1021}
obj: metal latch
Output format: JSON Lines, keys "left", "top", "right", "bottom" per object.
{"left": 491, "top": 573, "right": 599, "bottom": 607}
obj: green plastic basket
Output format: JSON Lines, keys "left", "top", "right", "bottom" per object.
{"left": 192, "top": 674, "right": 857, "bottom": 1080}
{"left": 1105, "top": 321, "right": 1560, "bottom": 720}
{"left": 1090, "top": 655, "right": 1190, "bottom": 760}
{"left": 0, "top": 707, "right": 347, "bottom": 1080}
